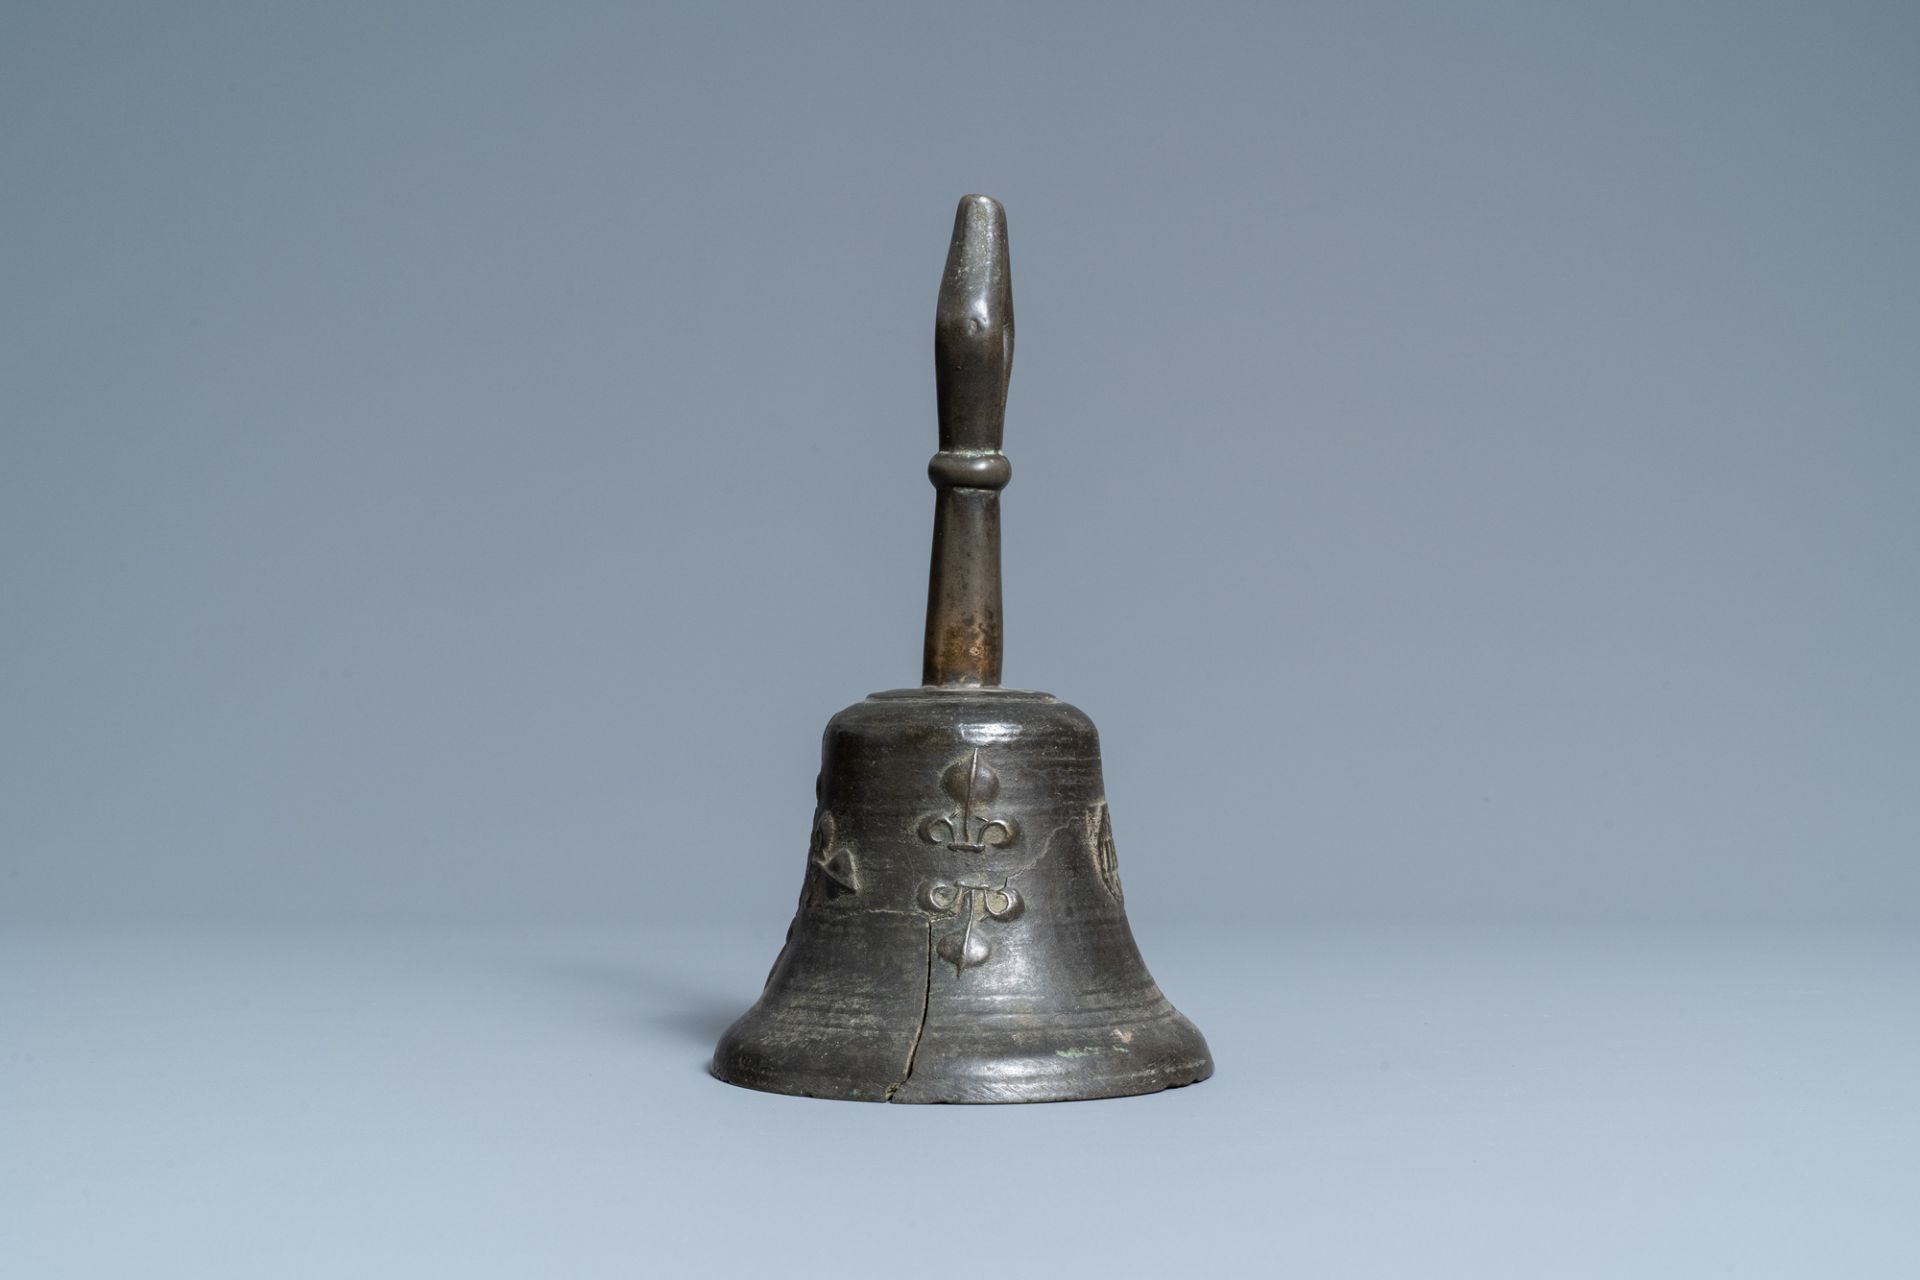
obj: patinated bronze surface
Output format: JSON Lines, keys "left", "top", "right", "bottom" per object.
{"left": 711, "top": 195, "right": 1213, "bottom": 1103}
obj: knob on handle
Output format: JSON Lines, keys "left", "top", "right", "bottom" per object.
{"left": 923, "top": 195, "right": 1014, "bottom": 688}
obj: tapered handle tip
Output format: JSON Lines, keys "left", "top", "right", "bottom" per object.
{"left": 935, "top": 195, "right": 1014, "bottom": 452}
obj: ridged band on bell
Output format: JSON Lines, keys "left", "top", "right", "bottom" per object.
{"left": 711, "top": 196, "right": 1213, "bottom": 1103}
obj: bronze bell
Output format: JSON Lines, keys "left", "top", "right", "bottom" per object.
{"left": 712, "top": 195, "right": 1213, "bottom": 1103}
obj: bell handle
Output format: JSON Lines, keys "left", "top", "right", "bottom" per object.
{"left": 923, "top": 194, "right": 1013, "bottom": 688}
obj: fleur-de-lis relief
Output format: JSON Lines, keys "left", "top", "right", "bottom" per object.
{"left": 918, "top": 874, "right": 1024, "bottom": 972}
{"left": 1092, "top": 803, "right": 1123, "bottom": 904}
{"left": 807, "top": 808, "right": 858, "bottom": 899}
{"left": 918, "top": 748, "right": 1018, "bottom": 854}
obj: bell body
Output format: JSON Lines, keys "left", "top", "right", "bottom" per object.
{"left": 712, "top": 688, "right": 1214, "bottom": 1103}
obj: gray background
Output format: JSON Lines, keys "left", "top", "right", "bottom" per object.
{"left": 4, "top": 2, "right": 1916, "bottom": 1276}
